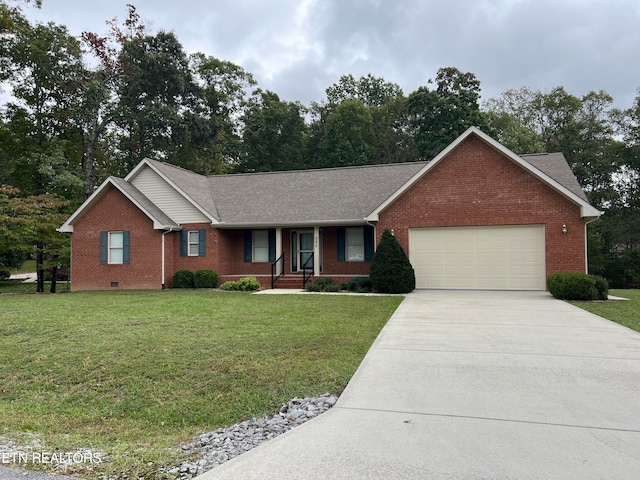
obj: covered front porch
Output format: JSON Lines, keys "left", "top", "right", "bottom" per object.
{"left": 217, "top": 225, "right": 375, "bottom": 289}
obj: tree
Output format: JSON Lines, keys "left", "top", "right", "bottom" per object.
{"left": 314, "top": 99, "right": 375, "bottom": 168}
{"left": 0, "top": 185, "right": 69, "bottom": 291}
{"left": 407, "top": 67, "right": 491, "bottom": 159}
{"left": 369, "top": 229, "right": 415, "bottom": 294}
{"left": 238, "top": 89, "right": 307, "bottom": 172}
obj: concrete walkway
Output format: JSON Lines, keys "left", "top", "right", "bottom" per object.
{"left": 197, "top": 290, "right": 640, "bottom": 480}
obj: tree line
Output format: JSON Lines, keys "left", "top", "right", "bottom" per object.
{"left": 1, "top": 1, "right": 639, "bottom": 288}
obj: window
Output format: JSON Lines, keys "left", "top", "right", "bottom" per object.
{"left": 244, "top": 229, "right": 276, "bottom": 263}
{"left": 100, "top": 231, "right": 130, "bottom": 265}
{"left": 180, "top": 229, "right": 206, "bottom": 257}
{"left": 337, "top": 226, "right": 373, "bottom": 262}
{"left": 253, "top": 230, "right": 269, "bottom": 262}
{"left": 188, "top": 231, "right": 200, "bottom": 256}
{"left": 109, "top": 231, "right": 124, "bottom": 264}
{"left": 346, "top": 228, "right": 364, "bottom": 261}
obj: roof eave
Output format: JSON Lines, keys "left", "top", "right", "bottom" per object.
{"left": 216, "top": 219, "right": 371, "bottom": 229}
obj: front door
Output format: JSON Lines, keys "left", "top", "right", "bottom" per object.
{"left": 291, "top": 230, "right": 322, "bottom": 272}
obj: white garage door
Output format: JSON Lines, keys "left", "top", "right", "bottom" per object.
{"left": 409, "top": 225, "right": 545, "bottom": 290}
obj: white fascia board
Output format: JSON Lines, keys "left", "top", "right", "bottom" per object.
{"left": 216, "top": 219, "right": 369, "bottom": 229}
{"left": 366, "top": 126, "right": 601, "bottom": 221}
{"left": 57, "top": 177, "right": 180, "bottom": 233}
{"left": 126, "top": 158, "right": 219, "bottom": 225}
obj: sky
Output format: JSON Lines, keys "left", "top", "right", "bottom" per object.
{"left": 15, "top": 0, "right": 640, "bottom": 109}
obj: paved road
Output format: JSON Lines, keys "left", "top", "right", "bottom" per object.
{"left": 196, "top": 290, "right": 640, "bottom": 480}
{"left": 0, "top": 466, "right": 77, "bottom": 479}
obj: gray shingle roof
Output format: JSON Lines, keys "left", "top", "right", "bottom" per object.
{"left": 207, "top": 162, "right": 428, "bottom": 225}
{"left": 141, "top": 149, "right": 590, "bottom": 227}
{"left": 520, "top": 153, "right": 589, "bottom": 202}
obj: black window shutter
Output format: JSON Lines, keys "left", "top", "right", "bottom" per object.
{"left": 268, "top": 229, "right": 276, "bottom": 263}
{"left": 337, "top": 227, "right": 345, "bottom": 262}
{"left": 179, "top": 230, "right": 187, "bottom": 256}
{"left": 244, "top": 231, "right": 252, "bottom": 262}
{"left": 198, "top": 229, "right": 206, "bottom": 256}
{"left": 364, "top": 226, "right": 374, "bottom": 261}
{"left": 100, "top": 231, "right": 108, "bottom": 264}
{"left": 123, "top": 230, "right": 130, "bottom": 264}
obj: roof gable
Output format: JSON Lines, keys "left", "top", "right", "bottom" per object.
{"left": 58, "top": 177, "right": 180, "bottom": 233}
{"left": 367, "top": 127, "right": 601, "bottom": 220}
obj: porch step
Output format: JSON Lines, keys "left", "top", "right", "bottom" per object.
{"left": 272, "top": 276, "right": 310, "bottom": 289}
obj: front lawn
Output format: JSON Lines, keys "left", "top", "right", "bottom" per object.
{"left": 571, "top": 289, "right": 640, "bottom": 333}
{"left": 0, "top": 290, "right": 402, "bottom": 478}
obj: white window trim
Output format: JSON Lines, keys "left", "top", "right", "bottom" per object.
{"left": 253, "top": 230, "right": 269, "bottom": 262}
{"left": 346, "top": 227, "right": 365, "bottom": 262}
{"left": 108, "top": 231, "right": 124, "bottom": 264}
{"left": 188, "top": 230, "right": 199, "bottom": 257}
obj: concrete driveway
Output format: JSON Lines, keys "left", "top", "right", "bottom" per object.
{"left": 197, "top": 290, "right": 640, "bottom": 480}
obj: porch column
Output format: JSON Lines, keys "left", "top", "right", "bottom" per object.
{"left": 313, "top": 226, "right": 320, "bottom": 277}
{"left": 275, "top": 227, "right": 283, "bottom": 275}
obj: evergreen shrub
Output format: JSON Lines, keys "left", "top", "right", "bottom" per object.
{"left": 194, "top": 269, "right": 219, "bottom": 288}
{"left": 172, "top": 269, "right": 194, "bottom": 288}
{"left": 547, "top": 273, "right": 608, "bottom": 300}
{"left": 369, "top": 229, "right": 415, "bottom": 294}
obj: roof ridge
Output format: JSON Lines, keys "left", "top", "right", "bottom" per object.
{"left": 208, "top": 161, "right": 431, "bottom": 179}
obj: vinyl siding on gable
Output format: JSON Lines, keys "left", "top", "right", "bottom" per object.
{"left": 130, "top": 167, "right": 210, "bottom": 224}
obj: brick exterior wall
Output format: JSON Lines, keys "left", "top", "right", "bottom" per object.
{"left": 69, "top": 136, "right": 588, "bottom": 291}
{"left": 376, "top": 136, "right": 587, "bottom": 276}
{"left": 71, "top": 186, "right": 166, "bottom": 290}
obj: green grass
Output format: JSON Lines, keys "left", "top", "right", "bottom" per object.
{"left": 9, "top": 259, "right": 36, "bottom": 274}
{"left": 571, "top": 289, "right": 640, "bottom": 333}
{"left": 0, "top": 290, "right": 402, "bottom": 478}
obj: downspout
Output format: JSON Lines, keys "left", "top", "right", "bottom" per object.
{"left": 162, "top": 228, "right": 178, "bottom": 289}
{"left": 365, "top": 218, "right": 377, "bottom": 253}
{"left": 584, "top": 216, "right": 601, "bottom": 274}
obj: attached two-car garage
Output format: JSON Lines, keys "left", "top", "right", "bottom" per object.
{"left": 409, "top": 225, "right": 546, "bottom": 290}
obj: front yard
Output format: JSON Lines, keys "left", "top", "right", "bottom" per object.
{"left": 571, "top": 288, "right": 640, "bottom": 333}
{"left": 0, "top": 290, "right": 402, "bottom": 478}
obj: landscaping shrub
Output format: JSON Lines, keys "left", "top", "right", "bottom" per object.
{"left": 547, "top": 273, "right": 608, "bottom": 300}
{"left": 194, "top": 269, "right": 219, "bottom": 288}
{"left": 345, "top": 276, "right": 372, "bottom": 293}
{"left": 305, "top": 278, "right": 340, "bottom": 292}
{"left": 219, "top": 281, "right": 237, "bottom": 291}
{"left": 236, "top": 277, "right": 261, "bottom": 291}
{"left": 370, "top": 229, "right": 415, "bottom": 294}
{"left": 172, "top": 269, "right": 194, "bottom": 288}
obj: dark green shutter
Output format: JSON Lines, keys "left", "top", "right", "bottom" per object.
{"left": 364, "top": 226, "right": 374, "bottom": 261}
{"left": 198, "top": 229, "right": 206, "bottom": 256}
{"left": 179, "top": 230, "right": 187, "bottom": 256}
{"left": 244, "top": 231, "right": 252, "bottom": 262}
{"left": 337, "top": 228, "right": 345, "bottom": 262}
{"left": 100, "top": 231, "right": 108, "bottom": 264}
{"left": 268, "top": 229, "right": 276, "bottom": 262}
{"left": 123, "top": 230, "right": 130, "bottom": 264}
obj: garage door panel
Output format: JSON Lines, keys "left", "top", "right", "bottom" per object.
{"left": 409, "top": 225, "right": 545, "bottom": 290}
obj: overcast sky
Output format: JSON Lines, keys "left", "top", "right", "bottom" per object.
{"left": 19, "top": 0, "right": 640, "bottom": 109}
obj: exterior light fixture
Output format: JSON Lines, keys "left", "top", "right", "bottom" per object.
{"left": 391, "top": 229, "right": 395, "bottom": 236}
{"left": 561, "top": 224, "right": 568, "bottom": 234}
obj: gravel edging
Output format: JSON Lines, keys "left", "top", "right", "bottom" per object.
{"left": 171, "top": 393, "right": 339, "bottom": 478}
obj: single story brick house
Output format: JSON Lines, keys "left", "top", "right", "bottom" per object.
{"left": 59, "top": 127, "right": 601, "bottom": 291}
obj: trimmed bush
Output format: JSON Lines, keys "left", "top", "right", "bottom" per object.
{"left": 194, "top": 269, "right": 219, "bottom": 288}
{"left": 306, "top": 278, "right": 340, "bottom": 292}
{"left": 345, "top": 276, "right": 372, "bottom": 293}
{"left": 172, "top": 269, "right": 194, "bottom": 288}
{"left": 370, "top": 229, "right": 415, "bottom": 294}
{"left": 547, "top": 273, "right": 608, "bottom": 300}
{"left": 219, "top": 281, "right": 237, "bottom": 291}
{"left": 236, "top": 277, "right": 261, "bottom": 291}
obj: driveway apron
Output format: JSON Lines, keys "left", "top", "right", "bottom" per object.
{"left": 197, "top": 290, "right": 640, "bottom": 480}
